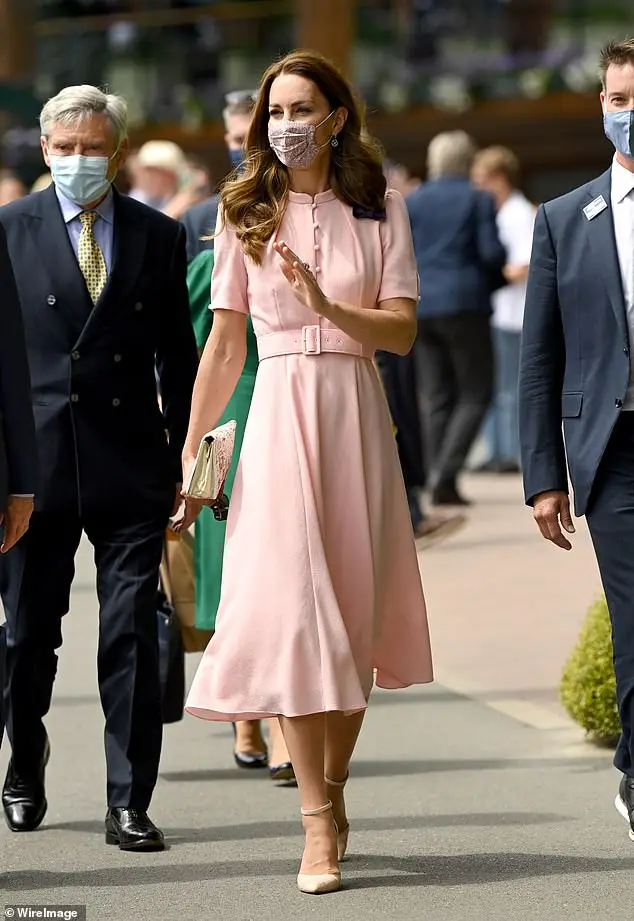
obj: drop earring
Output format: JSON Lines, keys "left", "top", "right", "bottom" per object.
{"left": 331, "top": 135, "right": 339, "bottom": 148}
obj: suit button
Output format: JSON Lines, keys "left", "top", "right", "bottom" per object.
{"left": 71, "top": 351, "right": 80, "bottom": 361}
{"left": 134, "top": 302, "right": 143, "bottom": 312}
{"left": 112, "top": 398, "right": 121, "bottom": 407}
{"left": 70, "top": 393, "right": 79, "bottom": 403}
{"left": 616, "top": 398, "right": 623, "bottom": 408}
{"left": 47, "top": 294, "right": 56, "bottom": 306}
{"left": 113, "top": 354, "right": 122, "bottom": 363}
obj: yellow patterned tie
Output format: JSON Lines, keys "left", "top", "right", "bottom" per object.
{"left": 78, "top": 211, "right": 107, "bottom": 303}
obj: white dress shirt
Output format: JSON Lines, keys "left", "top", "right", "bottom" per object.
{"left": 611, "top": 157, "right": 634, "bottom": 409}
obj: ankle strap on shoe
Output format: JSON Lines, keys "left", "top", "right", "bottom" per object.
{"left": 301, "top": 800, "right": 333, "bottom": 817}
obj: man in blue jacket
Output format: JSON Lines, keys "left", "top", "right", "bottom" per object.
{"left": 408, "top": 131, "right": 506, "bottom": 506}
{"left": 519, "top": 38, "right": 634, "bottom": 841}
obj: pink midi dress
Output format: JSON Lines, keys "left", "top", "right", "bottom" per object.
{"left": 185, "top": 188, "right": 433, "bottom": 721}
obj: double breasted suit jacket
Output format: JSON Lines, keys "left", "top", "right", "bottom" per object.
{"left": 0, "top": 184, "right": 198, "bottom": 517}
{"left": 0, "top": 223, "right": 37, "bottom": 512}
{"left": 519, "top": 168, "right": 632, "bottom": 517}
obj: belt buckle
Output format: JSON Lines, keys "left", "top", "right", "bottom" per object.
{"left": 302, "top": 325, "right": 321, "bottom": 355}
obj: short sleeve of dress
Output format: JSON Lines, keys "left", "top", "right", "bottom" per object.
{"left": 210, "top": 208, "right": 250, "bottom": 315}
{"left": 378, "top": 188, "right": 419, "bottom": 303}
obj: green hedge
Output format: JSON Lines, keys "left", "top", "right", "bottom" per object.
{"left": 560, "top": 596, "right": 621, "bottom": 746}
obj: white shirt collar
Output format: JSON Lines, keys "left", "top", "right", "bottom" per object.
{"left": 611, "top": 155, "right": 634, "bottom": 204}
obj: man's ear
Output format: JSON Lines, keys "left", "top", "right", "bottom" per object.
{"left": 116, "top": 137, "right": 130, "bottom": 170}
{"left": 40, "top": 136, "right": 51, "bottom": 168}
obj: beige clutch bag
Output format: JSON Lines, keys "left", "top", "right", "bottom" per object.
{"left": 183, "top": 420, "right": 237, "bottom": 515}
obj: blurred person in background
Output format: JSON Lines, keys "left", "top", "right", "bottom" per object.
{"left": 408, "top": 130, "right": 506, "bottom": 507}
{"left": 181, "top": 90, "right": 257, "bottom": 263}
{"left": 0, "top": 85, "right": 198, "bottom": 850}
{"left": 179, "top": 49, "right": 433, "bottom": 894}
{"left": 0, "top": 170, "right": 27, "bottom": 206}
{"left": 472, "top": 145, "right": 537, "bottom": 474}
{"left": 128, "top": 139, "right": 187, "bottom": 210}
{"left": 30, "top": 172, "right": 52, "bottom": 193}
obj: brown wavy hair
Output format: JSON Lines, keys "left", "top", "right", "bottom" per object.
{"left": 220, "top": 50, "right": 387, "bottom": 264}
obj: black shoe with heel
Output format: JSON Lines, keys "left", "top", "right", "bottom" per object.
{"left": 232, "top": 722, "right": 268, "bottom": 769}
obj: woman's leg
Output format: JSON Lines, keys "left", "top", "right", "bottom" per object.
{"left": 324, "top": 710, "right": 366, "bottom": 834}
{"left": 267, "top": 716, "right": 291, "bottom": 766}
{"left": 279, "top": 713, "right": 338, "bottom": 876}
{"left": 234, "top": 719, "right": 266, "bottom": 755}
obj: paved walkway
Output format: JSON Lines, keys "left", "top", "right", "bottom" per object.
{"left": 2, "top": 476, "right": 631, "bottom": 921}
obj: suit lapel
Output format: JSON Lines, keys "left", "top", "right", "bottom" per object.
{"left": 75, "top": 189, "right": 148, "bottom": 346}
{"left": 29, "top": 185, "right": 93, "bottom": 333}
{"left": 582, "top": 169, "right": 629, "bottom": 343}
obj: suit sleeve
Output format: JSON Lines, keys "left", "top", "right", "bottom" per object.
{"left": 0, "top": 222, "right": 38, "bottom": 500}
{"left": 475, "top": 190, "right": 507, "bottom": 268}
{"left": 518, "top": 204, "right": 568, "bottom": 505}
{"left": 156, "top": 224, "right": 199, "bottom": 484}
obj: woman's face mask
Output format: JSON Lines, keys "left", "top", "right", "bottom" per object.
{"left": 268, "top": 111, "right": 336, "bottom": 170}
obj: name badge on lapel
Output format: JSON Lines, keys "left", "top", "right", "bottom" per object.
{"left": 583, "top": 195, "right": 608, "bottom": 221}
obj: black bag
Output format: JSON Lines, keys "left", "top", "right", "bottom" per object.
{"left": 157, "top": 589, "right": 185, "bottom": 724}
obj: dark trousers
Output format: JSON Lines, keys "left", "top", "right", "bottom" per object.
{"left": 375, "top": 349, "right": 426, "bottom": 526}
{"left": 417, "top": 311, "right": 493, "bottom": 489}
{"left": 0, "top": 508, "right": 168, "bottom": 808}
{"left": 586, "top": 414, "right": 634, "bottom": 776}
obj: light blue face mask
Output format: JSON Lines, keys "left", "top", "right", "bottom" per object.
{"left": 49, "top": 152, "right": 116, "bottom": 206}
{"left": 603, "top": 108, "right": 634, "bottom": 159}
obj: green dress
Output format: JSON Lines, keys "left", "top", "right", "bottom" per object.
{"left": 187, "top": 249, "right": 259, "bottom": 630}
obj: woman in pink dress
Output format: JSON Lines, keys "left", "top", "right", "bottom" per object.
{"left": 179, "top": 50, "right": 433, "bottom": 894}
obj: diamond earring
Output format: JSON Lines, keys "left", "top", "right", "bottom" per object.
{"left": 331, "top": 135, "right": 339, "bottom": 148}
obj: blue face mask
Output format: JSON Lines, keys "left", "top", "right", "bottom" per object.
{"left": 229, "top": 148, "right": 245, "bottom": 170}
{"left": 603, "top": 108, "right": 634, "bottom": 159}
{"left": 49, "top": 153, "right": 115, "bottom": 206}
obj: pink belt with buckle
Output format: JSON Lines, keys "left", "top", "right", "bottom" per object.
{"left": 257, "top": 325, "right": 374, "bottom": 361}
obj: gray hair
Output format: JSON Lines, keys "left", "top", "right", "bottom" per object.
{"left": 40, "top": 85, "right": 128, "bottom": 148}
{"left": 427, "top": 130, "right": 477, "bottom": 179}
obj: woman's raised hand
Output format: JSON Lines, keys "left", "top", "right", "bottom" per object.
{"left": 274, "top": 241, "right": 328, "bottom": 316}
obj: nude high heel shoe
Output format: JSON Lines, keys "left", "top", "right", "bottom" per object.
{"left": 296, "top": 801, "right": 341, "bottom": 895}
{"left": 325, "top": 775, "right": 350, "bottom": 861}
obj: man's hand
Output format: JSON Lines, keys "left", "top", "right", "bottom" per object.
{"left": 0, "top": 495, "right": 34, "bottom": 554}
{"left": 533, "top": 490, "right": 575, "bottom": 551}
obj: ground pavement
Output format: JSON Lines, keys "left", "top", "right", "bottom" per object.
{"left": 2, "top": 474, "right": 632, "bottom": 921}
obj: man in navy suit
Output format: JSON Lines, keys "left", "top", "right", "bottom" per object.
{"left": 520, "top": 37, "right": 634, "bottom": 840}
{"left": 0, "top": 85, "right": 198, "bottom": 848}
{"left": 408, "top": 131, "right": 506, "bottom": 506}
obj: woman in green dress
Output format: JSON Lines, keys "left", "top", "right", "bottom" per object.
{"left": 187, "top": 248, "right": 294, "bottom": 782}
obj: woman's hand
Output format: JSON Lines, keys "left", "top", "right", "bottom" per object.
{"left": 170, "top": 455, "right": 204, "bottom": 533}
{"left": 274, "top": 242, "right": 328, "bottom": 316}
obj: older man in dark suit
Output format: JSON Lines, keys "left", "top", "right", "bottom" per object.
{"left": 0, "top": 85, "right": 198, "bottom": 849}
{"left": 0, "top": 223, "right": 38, "bottom": 748}
{"left": 520, "top": 38, "right": 634, "bottom": 841}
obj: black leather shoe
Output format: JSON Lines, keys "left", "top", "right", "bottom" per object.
{"left": 615, "top": 775, "right": 634, "bottom": 841}
{"left": 2, "top": 735, "right": 50, "bottom": 833}
{"left": 105, "top": 808, "right": 165, "bottom": 851}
